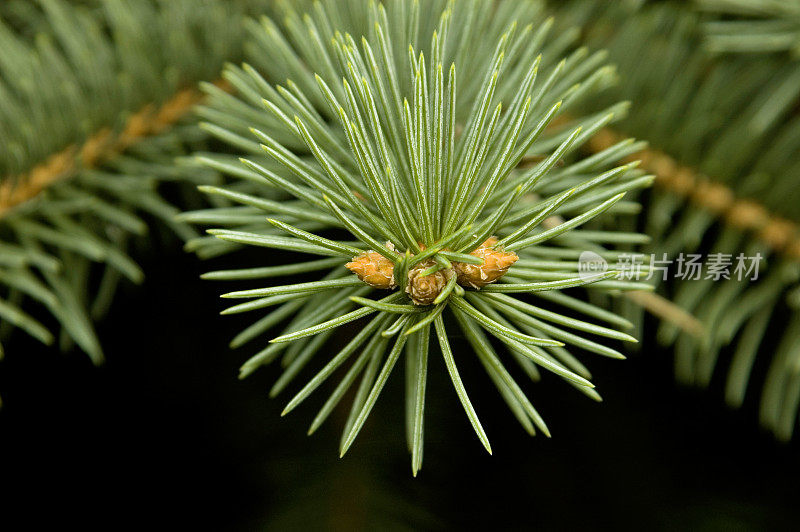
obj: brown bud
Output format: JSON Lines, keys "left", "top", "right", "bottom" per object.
{"left": 346, "top": 251, "right": 396, "bottom": 289}
{"left": 406, "top": 260, "right": 454, "bottom": 305}
{"left": 453, "top": 237, "right": 518, "bottom": 289}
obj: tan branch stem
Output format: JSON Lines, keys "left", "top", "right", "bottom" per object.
{"left": 0, "top": 80, "right": 231, "bottom": 218}
{"left": 587, "top": 128, "right": 800, "bottom": 261}
{"left": 623, "top": 290, "right": 705, "bottom": 338}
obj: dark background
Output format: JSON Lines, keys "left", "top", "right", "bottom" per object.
{"left": 1, "top": 236, "right": 799, "bottom": 531}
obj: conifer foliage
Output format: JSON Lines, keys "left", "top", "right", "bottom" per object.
{"left": 5, "top": 0, "right": 798, "bottom": 471}
{"left": 567, "top": 0, "right": 800, "bottom": 440}
{"left": 0, "top": 0, "right": 270, "bottom": 364}
{"left": 188, "top": 0, "right": 652, "bottom": 471}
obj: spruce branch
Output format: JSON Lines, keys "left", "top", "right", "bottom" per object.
{"left": 0, "top": 0, "right": 273, "bottom": 369}
{"left": 570, "top": 1, "right": 800, "bottom": 440}
{"left": 187, "top": 0, "right": 652, "bottom": 473}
